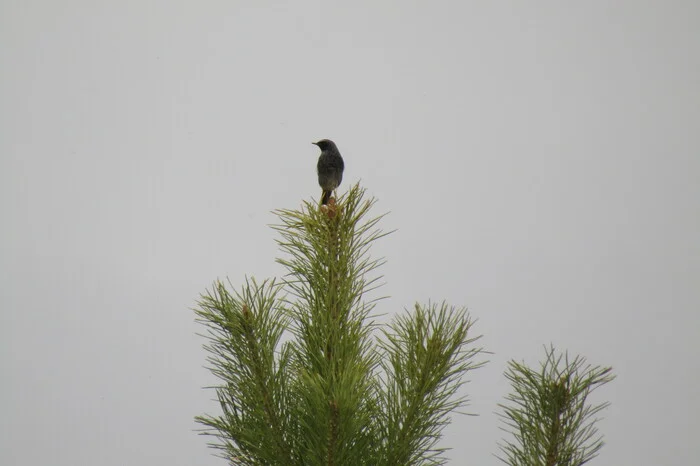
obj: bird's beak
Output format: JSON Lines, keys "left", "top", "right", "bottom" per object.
{"left": 311, "top": 142, "right": 319, "bottom": 146}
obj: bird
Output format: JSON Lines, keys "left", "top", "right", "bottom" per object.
{"left": 313, "top": 139, "right": 344, "bottom": 205}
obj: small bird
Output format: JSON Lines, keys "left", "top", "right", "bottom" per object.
{"left": 313, "top": 139, "right": 344, "bottom": 205}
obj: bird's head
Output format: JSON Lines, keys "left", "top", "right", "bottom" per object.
{"left": 312, "top": 139, "right": 337, "bottom": 151}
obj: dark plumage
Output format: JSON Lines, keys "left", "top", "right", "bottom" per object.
{"left": 313, "top": 139, "right": 344, "bottom": 205}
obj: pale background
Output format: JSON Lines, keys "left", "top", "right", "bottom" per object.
{"left": 2, "top": 1, "right": 699, "bottom": 465}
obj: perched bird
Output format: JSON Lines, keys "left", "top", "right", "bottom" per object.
{"left": 313, "top": 139, "right": 344, "bottom": 205}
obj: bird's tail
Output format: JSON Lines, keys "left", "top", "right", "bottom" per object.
{"left": 321, "top": 190, "right": 331, "bottom": 205}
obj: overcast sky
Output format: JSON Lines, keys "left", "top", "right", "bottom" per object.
{"left": 2, "top": 2, "right": 699, "bottom": 465}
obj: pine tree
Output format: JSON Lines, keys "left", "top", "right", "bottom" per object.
{"left": 194, "top": 184, "right": 486, "bottom": 465}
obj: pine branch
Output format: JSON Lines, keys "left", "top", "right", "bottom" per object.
{"left": 272, "top": 184, "right": 389, "bottom": 466}
{"left": 496, "top": 345, "right": 615, "bottom": 466}
{"left": 379, "top": 302, "right": 486, "bottom": 465}
{"left": 194, "top": 278, "right": 293, "bottom": 465}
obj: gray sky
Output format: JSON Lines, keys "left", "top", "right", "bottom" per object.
{"left": 2, "top": 2, "right": 698, "bottom": 465}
